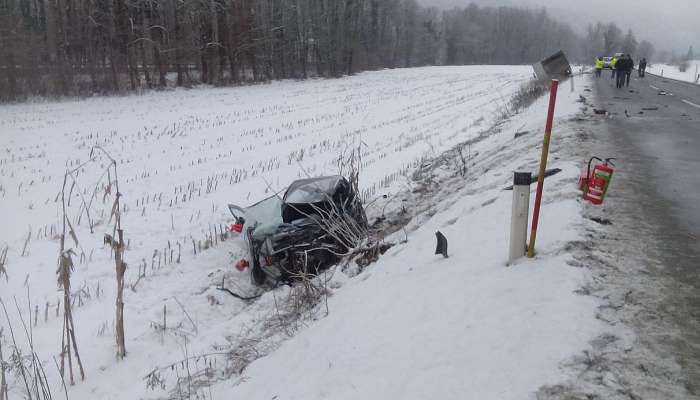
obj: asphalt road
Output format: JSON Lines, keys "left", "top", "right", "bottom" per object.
{"left": 595, "top": 72, "right": 700, "bottom": 230}
{"left": 592, "top": 70, "right": 700, "bottom": 396}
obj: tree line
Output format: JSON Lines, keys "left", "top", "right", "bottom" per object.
{"left": 583, "top": 21, "right": 655, "bottom": 63}
{"left": 0, "top": 0, "right": 649, "bottom": 102}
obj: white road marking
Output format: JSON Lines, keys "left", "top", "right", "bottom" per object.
{"left": 650, "top": 84, "right": 660, "bottom": 90}
{"left": 682, "top": 99, "right": 700, "bottom": 109}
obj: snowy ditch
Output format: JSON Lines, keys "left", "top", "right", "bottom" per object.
{"left": 1, "top": 67, "right": 604, "bottom": 399}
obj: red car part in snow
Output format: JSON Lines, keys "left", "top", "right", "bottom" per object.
{"left": 235, "top": 259, "right": 249, "bottom": 271}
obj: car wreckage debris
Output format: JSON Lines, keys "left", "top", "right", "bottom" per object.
{"left": 435, "top": 231, "right": 449, "bottom": 258}
{"left": 228, "top": 176, "right": 369, "bottom": 286}
{"left": 216, "top": 274, "right": 266, "bottom": 301}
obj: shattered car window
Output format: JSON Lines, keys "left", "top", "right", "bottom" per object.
{"left": 244, "top": 196, "right": 284, "bottom": 237}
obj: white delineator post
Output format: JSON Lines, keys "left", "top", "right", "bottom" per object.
{"left": 509, "top": 172, "right": 532, "bottom": 263}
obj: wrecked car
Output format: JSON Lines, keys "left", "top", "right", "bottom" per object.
{"left": 228, "top": 175, "right": 368, "bottom": 285}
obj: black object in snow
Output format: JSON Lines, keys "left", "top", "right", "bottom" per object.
{"left": 503, "top": 168, "right": 563, "bottom": 190}
{"left": 435, "top": 231, "right": 449, "bottom": 258}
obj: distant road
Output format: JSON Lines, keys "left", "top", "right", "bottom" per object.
{"left": 592, "top": 71, "right": 700, "bottom": 393}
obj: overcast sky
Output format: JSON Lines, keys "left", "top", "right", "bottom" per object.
{"left": 419, "top": 0, "right": 699, "bottom": 57}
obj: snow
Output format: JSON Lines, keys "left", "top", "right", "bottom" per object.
{"left": 646, "top": 59, "right": 700, "bottom": 83}
{"left": 0, "top": 67, "right": 602, "bottom": 400}
{"left": 209, "top": 75, "right": 605, "bottom": 400}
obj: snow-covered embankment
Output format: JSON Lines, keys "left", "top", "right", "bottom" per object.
{"left": 211, "top": 79, "right": 604, "bottom": 399}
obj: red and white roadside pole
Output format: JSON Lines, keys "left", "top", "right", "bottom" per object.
{"left": 527, "top": 79, "right": 559, "bottom": 258}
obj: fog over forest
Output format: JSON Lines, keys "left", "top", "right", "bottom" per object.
{"left": 420, "top": 0, "right": 700, "bottom": 56}
{"left": 1, "top": 0, "right": 696, "bottom": 101}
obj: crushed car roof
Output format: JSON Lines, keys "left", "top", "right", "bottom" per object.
{"left": 283, "top": 175, "right": 347, "bottom": 204}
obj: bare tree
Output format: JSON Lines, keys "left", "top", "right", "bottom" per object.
{"left": 622, "top": 29, "right": 638, "bottom": 56}
{"left": 637, "top": 40, "right": 655, "bottom": 60}
{"left": 0, "top": 0, "right": 649, "bottom": 101}
{"left": 603, "top": 22, "right": 623, "bottom": 56}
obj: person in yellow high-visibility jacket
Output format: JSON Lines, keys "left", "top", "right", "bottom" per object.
{"left": 611, "top": 56, "right": 618, "bottom": 79}
{"left": 595, "top": 57, "right": 604, "bottom": 78}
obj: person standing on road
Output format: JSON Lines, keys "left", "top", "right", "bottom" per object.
{"left": 611, "top": 56, "right": 618, "bottom": 80}
{"left": 615, "top": 55, "right": 626, "bottom": 88}
{"left": 595, "top": 57, "right": 604, "bottom": 78}
{"left": 639, "top": 58, "right": 648, "bottom": 77}
{"left": 614, "top": 55, "right": 632, "bottom": 89}
{"left": 624, "top": 55, "right": 634, "bottom": 87}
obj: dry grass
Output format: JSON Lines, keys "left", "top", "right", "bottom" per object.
{"left": 0, "top": 327, "right": 7, "bottom": 400}
{"left": 510, "top": 79, "right": 549, "bottom": 114}
{"left": 0, "top": 246, "right": 8, "bottom": 283}
{"left": 142, "top": 270, "right": 333, "bottom": 399}
{"left": 0, "top": 297, "right": 64, "bottom": 400}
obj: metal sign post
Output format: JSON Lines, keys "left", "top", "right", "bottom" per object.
{"left": 527, "top": 79, "right": 559, "bottom": 258}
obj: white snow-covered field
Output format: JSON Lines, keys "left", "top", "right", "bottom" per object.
{"left": 0, "top": 66, "right": 602, "bottom": 400}
{"left": 646, "top": 59, "right": 700, "bottom": 83}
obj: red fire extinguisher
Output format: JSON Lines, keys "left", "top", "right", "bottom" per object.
{"left": 580, "top": 157, "right": 615, "bottom": 205}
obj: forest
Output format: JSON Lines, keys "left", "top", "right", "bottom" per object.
{"left": 0, "top": 0, "right": 649, "bottom": 101}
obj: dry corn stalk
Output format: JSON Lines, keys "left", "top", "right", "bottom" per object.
{"left": 57, "top": 171, "right": 86, "bottom": 385}
{"left": 113, "top": 225, "right": 127, "bottom": 359}
{"left": 93, "top": 146, "right": 127, "bottom": 359}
